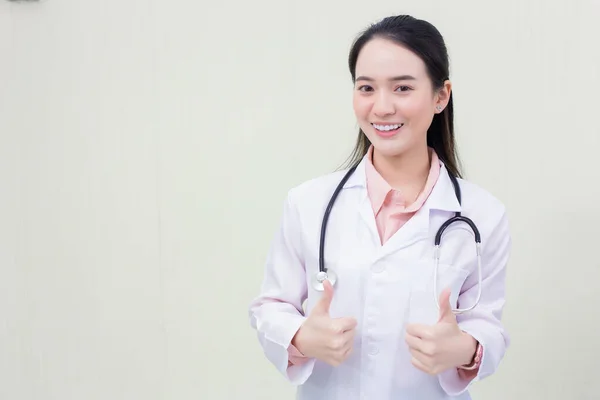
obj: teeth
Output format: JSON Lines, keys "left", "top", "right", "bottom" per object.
{"left": 372, "top": 123, "right": 403, "bottom": 131}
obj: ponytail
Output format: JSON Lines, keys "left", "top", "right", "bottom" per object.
{"left": 427, "top": 91, "right": 462, "bottom": 178}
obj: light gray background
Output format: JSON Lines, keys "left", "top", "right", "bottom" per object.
{"left": 1, "top": 0, "right": 599, "bottom": 399}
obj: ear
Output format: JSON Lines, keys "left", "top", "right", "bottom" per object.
{"left": 434, "top": 80, "right": 452, "bottom": 114}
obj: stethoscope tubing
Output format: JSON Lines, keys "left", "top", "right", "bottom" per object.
{"left": 314, "top": 164, "right": 483, "bottom": 314}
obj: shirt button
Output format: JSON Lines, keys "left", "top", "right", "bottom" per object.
{"left": 371, "top": 264, "right": 385, "bottom": 273}
{"left": 369, "top": 345, "right": 379, "bottom": 355}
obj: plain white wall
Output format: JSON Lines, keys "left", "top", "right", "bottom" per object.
{"left": 1, "top": 0, "right": 599, "bottom": 399}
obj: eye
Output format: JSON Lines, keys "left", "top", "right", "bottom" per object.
{"left": 357, "top": 85, "right": 374, "bottom": 92}
{"left": 395, "top": 85, "right": 412, "bottom": 92}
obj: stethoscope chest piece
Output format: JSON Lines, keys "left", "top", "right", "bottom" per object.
{"left": 311, "top": 269, "right": 337, "bottom": 291}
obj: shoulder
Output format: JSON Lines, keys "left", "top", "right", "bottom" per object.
{"left": 456, "top": 177, "right": 506, "bottom": 215}
{"left": 454, "top": 176, "right": 511, "bottom": 242}
{"left": 286, "top": 168, "right": 352, "bottom": 207}
{"left": 274, "top": 169, "right": 353, "bottom": 243}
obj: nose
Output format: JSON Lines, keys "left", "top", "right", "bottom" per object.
{"left": 372, "top": 92, "right": 396, "bottom": 117}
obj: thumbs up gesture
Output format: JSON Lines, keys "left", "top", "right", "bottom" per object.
{"left": 404, "top": 288, "right": 477, "bottom": 375}
{"left": 291, "top": 280, "right": 357, "bottom": 367}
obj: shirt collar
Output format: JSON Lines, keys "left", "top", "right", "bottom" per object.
{"left": 342, "top": 146, "right": 461, "bottom": 213}
{"left": 365, "top": 145, "right": 440, "bottom": 214}
{"left": 364, "top": 145, "right": 392, "bottom": 215}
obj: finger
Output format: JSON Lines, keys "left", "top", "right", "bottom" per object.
{"left": 406, "top": 333, "right": 438, "bottom": 357}
{"left": 408, "top": 344, "right": 431, "bottom": 363}
{"left": 341, "top": 345, "right": 353, "bottom": 361}
{"left": 404, "top": 332, "right": 424, "bottom": 353}
{"left": 312, "top": 279, "right": 334, "bottom": 316}
{"left": 437, "top": 288, "right": 456, "bottom": 323}
{"left": 344, "top": 346, "right": 353, "bottom": 358}
{"left": 336, "top": 338, "right": 354, "bottom": 364}
{"left": 410, "top": 354, "right": 432, "bottom": 375}
{"left": 328, "top": 329, "right": 355, "bottom": 352}
{"left": 406, "top": 323, "right": 432, "bottom": 339}
{"left": 342, "top": 328, "right": 355, "bottom": 345}
{"left": 333, "top": 317, "right": 357, "bottom": 333}
{"left": 328, "top": 342, "right": 354, "bottom": 367}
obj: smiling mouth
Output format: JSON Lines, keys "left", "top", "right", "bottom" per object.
{"left": 371, "top": 123, "right": 404, "bottom": 132}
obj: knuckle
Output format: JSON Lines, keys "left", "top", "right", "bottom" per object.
{"left": 329, "top": 338, "right": 343, "bottom": 350}
{"left": 330, "top": 323, "right": 343, "bottom": 334}
{"left": 427, "top": 343, "right": 438, "bottom": 355}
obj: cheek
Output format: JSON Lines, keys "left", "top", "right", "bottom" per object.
{"left": 352, "top": 95, "right": 371, "bottom": 119}
{"left": 403, "top": 98, "right": 434, "bottom": 124}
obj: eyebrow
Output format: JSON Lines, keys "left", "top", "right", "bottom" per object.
{"left": 355, "top": 75, "right": 417, "bottom": 82}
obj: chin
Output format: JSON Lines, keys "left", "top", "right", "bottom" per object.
{"left": 367, "top": 135, "right": 413, "bottom": 158}
{"left": 362, "top": 124, "right": 424, "bottom": 158}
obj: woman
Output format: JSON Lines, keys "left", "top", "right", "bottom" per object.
{"left": 248, "top": 15, "right": 511, "bottom": 400}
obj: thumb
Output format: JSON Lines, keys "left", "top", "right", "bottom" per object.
{"left": 437, "top": 288, "right": 456, "bottom": 323}
{"left": 312, "top": 279, "right": 334, "bottom": 316}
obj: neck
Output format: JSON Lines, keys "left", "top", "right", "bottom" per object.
{"left": 372, "top": 145, "right": 431, "bottom": 197}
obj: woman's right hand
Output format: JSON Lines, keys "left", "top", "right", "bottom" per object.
{"left": 291, "top": 280, "right": 357, "bottom": 366}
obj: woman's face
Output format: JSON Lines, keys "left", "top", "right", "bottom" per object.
{"left": 352, "top": 37, "right": 450, "bottom": 159}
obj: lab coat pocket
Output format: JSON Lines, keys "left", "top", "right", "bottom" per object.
{"left": 406, "top": 261, "right": 470, "bottom": 326}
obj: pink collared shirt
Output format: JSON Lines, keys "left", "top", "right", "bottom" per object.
{"left": 364, "top": 145, "right": 440, "bottom": 245}
{"left": 287, "top": 146, "right": 479, "bottom": 380}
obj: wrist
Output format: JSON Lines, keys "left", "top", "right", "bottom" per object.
{"left": 459, "top": 332, "right": 478, "bottom": 367}
{"left": 291, "top": 324, "right": 309, "bottom": 355}
{"left": 291, "top": 326, "right": 303, "bottom": 349}
{"left": 458, "top": 334, "right": 482, "bottom": 371}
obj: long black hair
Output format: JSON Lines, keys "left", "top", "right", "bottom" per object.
{"left": 343, "top": 15, "right": 462, "bottom": 178}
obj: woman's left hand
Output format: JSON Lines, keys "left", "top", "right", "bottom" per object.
{"left": 405, "top": 289, "right": 477, "bottom": 375}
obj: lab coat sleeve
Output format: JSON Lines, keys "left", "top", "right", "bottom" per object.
{"left": 438, "top": 209, "right": 512, "bottom": 396}
{"left": 248, "top": 189, "right": 316, "bottom": 385}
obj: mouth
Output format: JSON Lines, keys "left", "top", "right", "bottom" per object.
{"left": 371, "top": 123, "right": 404, "bottom": 136}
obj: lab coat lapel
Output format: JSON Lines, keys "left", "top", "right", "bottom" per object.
{"left": 358, "top": 191, "right": 381, "bottom": 246}
{"left": 376, "top": 204, "right": 430, "bottom": 259}
{"left": 342, "top": 159, "right": 381, "bottom": 247}
{"left": 425, "top": 163, "right": 462, "bottom": 213}
{"left": 341, "top": 159, "right": 461, "bottom": 261}
{"left": 373, "top": 163, "right": 462, "bottom": 261}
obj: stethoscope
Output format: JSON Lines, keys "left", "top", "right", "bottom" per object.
{"left": 311, "top": 165, "right": 482, "bottom": 314}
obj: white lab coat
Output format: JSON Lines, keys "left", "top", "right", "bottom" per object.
{"left": 248, "top": 157, "right": 511, "bottom": 400}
